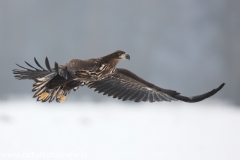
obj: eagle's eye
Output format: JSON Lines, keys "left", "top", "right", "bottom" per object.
{"left": 118, "top": 52, "right": 123, "bottom": 56}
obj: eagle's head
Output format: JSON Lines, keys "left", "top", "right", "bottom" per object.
{"left": 111, "top": 50, "right": 130, "bottom": 60}
{"left": 100, "top": 50, "right": 130, "bottom": 68}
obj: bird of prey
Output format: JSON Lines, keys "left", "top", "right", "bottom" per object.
{"left": 13, "top": 50, "right": 225, "bottom": 103}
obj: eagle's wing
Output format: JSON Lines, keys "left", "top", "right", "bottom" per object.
{"left": 13, "top": 57, "right": 80, "bottom": 102}
{"left": 13, "top": 57, "right": 75, "bottom": 80}
{"left": 87, "top": 68, "right": 225, "bottom": 103}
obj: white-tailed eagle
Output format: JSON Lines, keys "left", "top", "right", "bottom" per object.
{"left": 13, "top": 50, "right": 225, "bottom": 103}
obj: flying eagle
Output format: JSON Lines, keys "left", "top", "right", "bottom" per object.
{"left": 13, "top": 50, "right": 225, "bottom": 103}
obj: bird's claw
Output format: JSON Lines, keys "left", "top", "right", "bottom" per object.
{"left": 38, "top": 92, "right": 49, "bottom": 101}
{"left": 56, "top": 94, "right": 66, "bottom": 103}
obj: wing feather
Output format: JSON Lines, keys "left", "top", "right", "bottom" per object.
{"left": 112, "top": 88, "right": 126, "bottom": 98}
{"left": 87, "top": 68, "right": 177, "bottom": 102}
{"left": 153, "top": 92, "right": 160, "bottom": 102}
{"left": 55, "top": 62, "right": 60, "bottom": 75}
{"left": 34, "top": 57, "right": 46, "bottom": 71}
{"left": 13, "top": 57, "right": 76, "bottom": 82}
{"left": 129, "top": 88, "right": 142, "bottom": 101}
{"left": 45, "top": 57, "right": 52, "bottom": 72}
{"left": 141, "top": 92, "right": 149, "bottom": 102}
{"left": 122, "top": 89, "right": 137, "bottom": 101}
{"left": 24, "top": 61, "right": 41, "bottom": 71}
{"left": 107, "top": 86, "right": 122, "bottom": 96}
{"left": 87, "top": 68, "right": 225, "bottom": 103}
{"left": 133, "top": 90, "right": 145, "bottom": 102}
{"left": 15, "top": 63, "right": 35, "bottom": 71}
{"left": 102, "top": 84, "right": 118, "bottom": 95}
{"left": 117, "top": 88, "right": 131, "bottom": 100}
{"left": 97, "top": 85, "right": 112, "bottom": 93}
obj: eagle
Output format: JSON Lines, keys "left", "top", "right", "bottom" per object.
{"left": 13, "top": 50, "right": 225, "bottom": 103}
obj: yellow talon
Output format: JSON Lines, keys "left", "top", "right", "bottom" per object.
{"left": 57, "top": 94, "right": 66, "bottom": 103}
{"left": 38, "top": 92, "right": 49, "bottom": 101}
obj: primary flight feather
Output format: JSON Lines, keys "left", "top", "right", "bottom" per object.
{"left": 13, "top": 50, "right": 225, "bottom": 103}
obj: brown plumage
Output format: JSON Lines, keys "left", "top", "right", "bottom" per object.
{"left": 13, "top": 50, "right": 225, "bottom": 103}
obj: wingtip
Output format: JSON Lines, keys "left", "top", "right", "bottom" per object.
{"left": 172, "top": 82, "right": 225, "bottom": 103}
{"left": 55, "top": 62, "right": 59, "bottom": 75}
{"left": 45, "top": 57, "right": 52, "bottom": 72}
{"left": 45, "top": 57, "right": 49, "bottom": 64}
{"left": 34, "top": 57, "right": 38, "bottom": 63}
{"left": 217, "top": 83, "right": 225, "bottom": 91}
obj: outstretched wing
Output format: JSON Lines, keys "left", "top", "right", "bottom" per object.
{"left": 87, "top": 68, "right": 225, "bottom": 103}
{"left": 13, "top": 57, "right": 79, "bottom": 103}
{"left": 13, "top": 57, "right": 74, "bottom": 80}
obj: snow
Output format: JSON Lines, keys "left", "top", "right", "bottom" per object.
{"left": 0, "top": 99, "right": 240, "bottom": 160}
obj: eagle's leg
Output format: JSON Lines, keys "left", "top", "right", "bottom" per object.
{"left": 55, "top": 81, "right": 84, "bottom": 103}
{"left": 38, "top": 89, "right": 51, "bottom": 101}
{"left": 56, "top": 91, "right": 66, "bottom": 103}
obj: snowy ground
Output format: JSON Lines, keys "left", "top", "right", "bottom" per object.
{"left": 0, "top": 99, "right": 239, "bottom": 160}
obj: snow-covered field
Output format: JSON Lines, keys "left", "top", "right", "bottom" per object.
{"left": 0, "top": 99, "right": 239, "bottom": 160}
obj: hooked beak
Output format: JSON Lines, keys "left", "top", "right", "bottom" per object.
{"left": 125, "top": 54, "right": 130, "bottom": 60}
